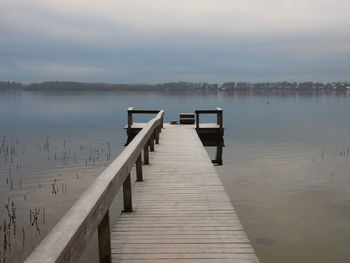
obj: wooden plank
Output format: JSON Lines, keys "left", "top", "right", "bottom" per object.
{"left": 111, "top": 125, "right": 259, "bottom": 263}
{"left": 111, "top": 232, "right": 248, "bottom": 239}
{"left": 112, "top": 253, "right": 259, "bottom": 263}
{"left": 112, "top": 259, "right": 258, "bottom": 263}
{"left": 111, "top": 259, "right": 258, "bottom": 263}
{"left": 111, "top": 244, "right": 254, "bottom": 253}
{"left": 112, "top": 230, "right": 244, "bottom": 235}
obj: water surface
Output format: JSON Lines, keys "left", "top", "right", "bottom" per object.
{"left": 0, "top": 90, "right": 350, "bottom": 262}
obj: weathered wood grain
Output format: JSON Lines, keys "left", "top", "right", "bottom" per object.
{"left": 111, "top": 125, "right": 259, "bottom": 263}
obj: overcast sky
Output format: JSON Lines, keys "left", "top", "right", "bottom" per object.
{"left": 1, "top": 0, "right": 350, "bottom": 83}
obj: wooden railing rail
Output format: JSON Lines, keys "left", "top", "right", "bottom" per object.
{"left": 195, "top": 108, "right": 223, "bottom": 132}
{"left": 25, "top": 110, "right": 165, "bottom": 263}
{"left": 127, "top": 107, "right": 164, "bottom": 131}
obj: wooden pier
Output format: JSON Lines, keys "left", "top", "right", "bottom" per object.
{"left": 112, "top": 124, "right": 258, "bottom": 262}
{"left": 25, "top": 108, "right": 259, "bottom": 263}
{"left": 126, "top": 107, "right": 224, "bottom": 165}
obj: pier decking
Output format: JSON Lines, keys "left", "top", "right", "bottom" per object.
{"left": 25, "top": 108, "right": 259, "bottom": 263}
{"left": 112, "top": 124, "right": 259, "bottom": 262}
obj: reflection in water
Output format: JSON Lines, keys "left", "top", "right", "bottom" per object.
{"left": 0, "top": 90, "right": 350, "bottom": 263}
{"left": 201, "top": 138, "right": 224, "bottom": 165}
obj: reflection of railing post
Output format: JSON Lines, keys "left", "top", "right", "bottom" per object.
{"left": 123, "top": 174, "right": 133, "bottom": 212}
{"left": 98, "top": 210, "right": 111, "bottom": 263}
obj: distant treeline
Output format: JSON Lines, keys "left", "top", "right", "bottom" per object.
{"left": 0, "top": 81, "right": 349, "bottom": 93}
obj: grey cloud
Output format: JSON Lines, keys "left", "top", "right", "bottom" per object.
{"left": 0, "top": 0, "right": 349, "bottom": 82}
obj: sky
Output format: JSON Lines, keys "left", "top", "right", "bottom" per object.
{"left": 1, "top": 0, "right": 350, "bottom": 83}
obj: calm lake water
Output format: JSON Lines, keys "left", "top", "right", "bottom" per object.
{"left": 1, "top": 90, "right": 350, "bottom": 263}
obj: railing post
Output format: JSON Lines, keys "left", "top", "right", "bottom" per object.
{"left": 155, "top": 126, "right": 160, "bottom": 144}
{"left": 195, "top": 111, "right": 199, "bottom": 130}
{"left": 216, "top": 108, "right": 223, "bottom": 135}
{"left": 127, "top": 107, "right": 134, "bottom": 136}
{"left": 143, "top": 143, "right": 149, "bottom": 165}
{"left": 98, "top": 210, "right": 111, "bottom": 263}
{"left": 216, "top": 108, "right": 223, "bottom": 127}
{"left": 123, "top": 174, "right": 133, "bottom": 212}
{"left": 136, "top": 154, "right": 143, "bottom": 181}
{"left": 149, "top": 134, "right": 155, "bottom": 152}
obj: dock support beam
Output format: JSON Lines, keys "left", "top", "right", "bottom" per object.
{"left": 215, "top": 142, "right": 223, "bottom": 166}
{"left": 98, "top": 210, "right": 111, "bottom": 263}
{"left": 123, "top": 174, "right": 133, "bottom": 212}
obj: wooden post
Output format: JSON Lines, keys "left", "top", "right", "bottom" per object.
{"left": 98, "top": 210, "right": 111, "bottom": 263}
{"left": 216, "top": 108, "right": 223, "bottom": 127}
{"left": 143, "top": 143, "right": 149, "bottom": 165}
{"left": 136, "top": 154, "right": 143, "bottom": 181}
{"left": 127, "top": 107, "right": 134, "bottom": 128}
{"left": 216, "top": 108, "right": 223, "bottom": 135}
{"left": 149, "top": 134, "right": 155, "bottom": 152}
{"left": 127, "top": 107, "right": 134, "bottom": 136}
{"left": 195, "top": 112, "right": 200, "bottom": 130}
{"left": 215, "top": 141, "right": 223, "bottom": 166}
{"left": 155, "top": 127, "right": 160, "bottom": 144}
{"left": 123, "top": 174, "right": 132, "bottom": 212}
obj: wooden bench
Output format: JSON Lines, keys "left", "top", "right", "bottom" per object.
{"left": 179, "top": 113, "right": 195, "bottom": 124}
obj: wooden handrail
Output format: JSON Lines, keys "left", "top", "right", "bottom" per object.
{"left": 195, "top": 109, "right": 222, "bottom": 114}
{"left": 129, "top": 110, "right": 161, "bottom": 114}
{"left": 128, "top": 108, "right": 163, "bottom": 130}
{"left": 25, "top": 110, "right": 165, "bottom": 263}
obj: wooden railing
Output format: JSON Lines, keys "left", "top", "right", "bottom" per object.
{"left": 195, "top": 108, "right": 223, "bottom": 133}
{"left": 25, "top": 110, "right": 165, "bottom": 263}
{"left": 127, "top": 107, "right": 164, "bottom": 129}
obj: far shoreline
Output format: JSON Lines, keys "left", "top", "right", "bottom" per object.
{"left": 0, "top": 81, "right": 349, "bottom": 94}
